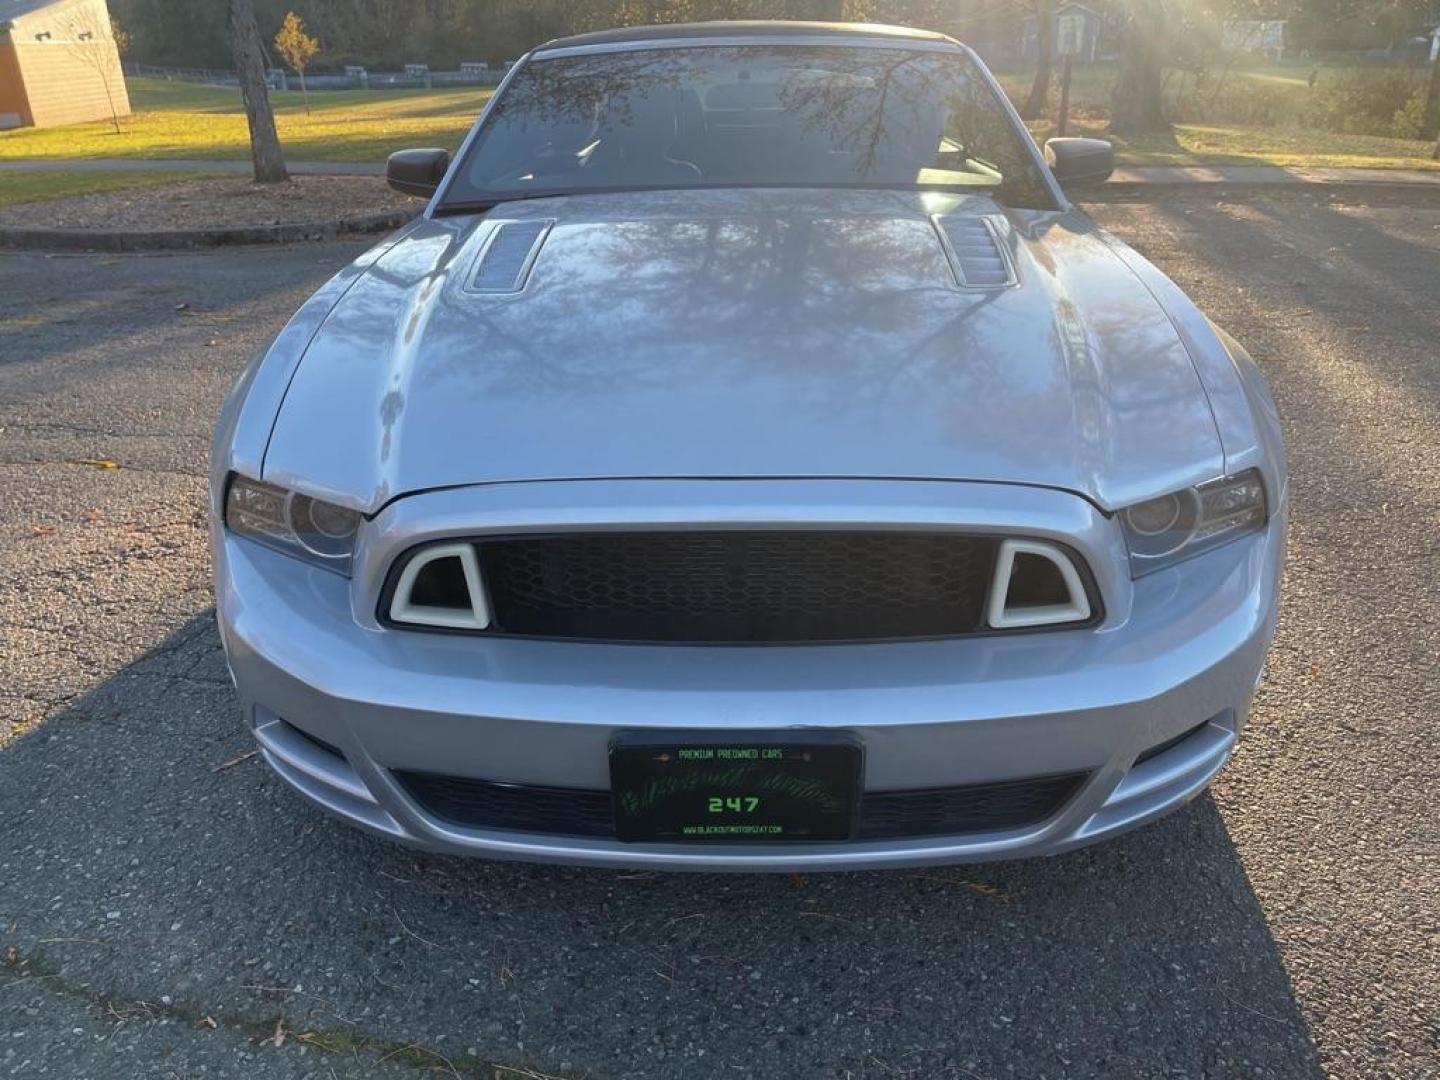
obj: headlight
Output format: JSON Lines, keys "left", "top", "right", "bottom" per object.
{"left": 224, "top": 474, "right": 361, "bottom": 575}
{"left": 1120, "top": 469, "right": 1267, "bottom": 577}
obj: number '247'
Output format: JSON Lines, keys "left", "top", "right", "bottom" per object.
{"left": 708, "top": 796, "right": 759, "bottom": 813}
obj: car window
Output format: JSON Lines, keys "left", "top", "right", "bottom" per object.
{"left": 442, "top": 45, "right": 1055, "bottom": 210}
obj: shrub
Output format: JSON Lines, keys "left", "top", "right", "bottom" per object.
{"left": 1167, "top": 77, "right": 1304, "bottom": 127}
{"left": 1305, "top": 68, "right": 1427, "bottom": 138}
{"left": 1389, "top": 89, "right": 1427, "bottom": 140}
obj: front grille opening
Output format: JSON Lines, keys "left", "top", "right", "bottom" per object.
{"left": 408, "top": 555, "right": 471, "bottom": 610}
{"left": 1004, "top": 552, "right": 1070, "bottom": 608}
{"left": 476, "top": 531, "right": 998, "bottom": 644}
{"left": 394, "top": 770, "right": 1087, "bottom": 840}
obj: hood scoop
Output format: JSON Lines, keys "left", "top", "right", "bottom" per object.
{"left": 934, "top": 214, "right": 1018, "bottom": 289}
{"left": 466, "top": 219, "right": 553, "bottom": 294}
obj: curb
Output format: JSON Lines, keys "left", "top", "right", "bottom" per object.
{"left": 1083, "top": 178, "right": 1440, "bottom": 202}
{"left": 1098, "top": 165, "right": 1440, "bottom": 196}
{"left": 0, "top": 209, "right": 415, "bottom": 252}
{"left": 2, "top": 176, "right": 1435, "bottom": 251}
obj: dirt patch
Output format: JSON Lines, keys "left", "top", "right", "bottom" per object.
{"left": 0, "top": 175, "right": 419, "bottom": 231}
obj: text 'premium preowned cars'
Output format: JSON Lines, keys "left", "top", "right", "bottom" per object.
{"left": 211, "top": 21, "right": 1287, "bottom": 870}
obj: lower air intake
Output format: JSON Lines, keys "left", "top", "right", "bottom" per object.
{"left": 395, "top": 771, "right": 1087, "bottom": 840}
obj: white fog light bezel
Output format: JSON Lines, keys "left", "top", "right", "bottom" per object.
{"left": 389, "top": 542, "right": 492, "bottom": 631}
{"left": 986, "top": 538, "right": 1093, "bottom": 630}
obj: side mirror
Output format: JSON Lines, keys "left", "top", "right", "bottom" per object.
{"left": 386, "top": 148, "right": 450, "bottom": 198}
{"left": 1045, "top": 138, "right": 1114, "bottom": 189}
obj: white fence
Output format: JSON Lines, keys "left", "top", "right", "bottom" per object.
{"left": 123, "top": 61, "right": 506, "bottom": 91}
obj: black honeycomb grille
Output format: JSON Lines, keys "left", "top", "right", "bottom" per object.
{"left": 856, "top": 774, "right": 1085, "bottom": 838}
{"left": 475, "top": 531, "right": 998, "bottom": 643}
{"left": 394, "top": 771, "right": 1086, "bottom": 840}
{"left": 399, "top": 775, "right": 616, "bottom": 838}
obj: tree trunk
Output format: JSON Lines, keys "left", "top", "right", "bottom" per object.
{"left": 1424, "top": 37, "right": 1440, "bottom": 141}
{"left": 299, "top": 69, "right": 310, "bottom": 115}
{"left": 1110, "top": 0, "right": 1171, "bottom": 135}
{"left": 228, "top": 0, "right": 287, "bottom": 183}
{"left": 1021, "top": 0, "right": 1054, "bottom": 121}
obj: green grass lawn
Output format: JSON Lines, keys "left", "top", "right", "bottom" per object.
{"left": 0, "top": 169, "right": 212, "bottom": 208}
{"left": 992, "top": 61, "right": 1320, "bottom": 111}
{"left": 0, "top": 78, "right": 491, "bottom": 164}
{"left": 1027, "top": 118, "right": 1440, "bottom": 171}
{"left": 1005, "top": 62, "right": 1440, "bottom": 171}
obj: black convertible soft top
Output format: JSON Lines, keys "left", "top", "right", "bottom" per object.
{"left": 536, "top": 20, "right": 959, "bottom": 53}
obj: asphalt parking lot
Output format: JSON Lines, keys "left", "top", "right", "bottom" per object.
{"left": 1, "top": 188, "right": 1437, "bottom": 1079}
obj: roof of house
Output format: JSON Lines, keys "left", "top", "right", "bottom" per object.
{"left": 537, "top": 20, "right": 958, "bottom": 53}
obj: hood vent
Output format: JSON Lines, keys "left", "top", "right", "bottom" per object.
{"left": 466, "top": 220, "right": 553, "bottom": 294}
{"left": 934, "top": 215, "right": 1018, "bottom": 289}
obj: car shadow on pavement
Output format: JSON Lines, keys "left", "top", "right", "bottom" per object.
{"left": 0, "top": 613, "right": 1324, "bottom": 1079}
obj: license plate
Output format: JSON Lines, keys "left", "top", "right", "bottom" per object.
{"left": 609, "top": 732, "right": 861, "bottom": 842}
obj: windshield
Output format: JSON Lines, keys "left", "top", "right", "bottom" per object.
{"left": 441, "top": 44, "right": 1055, "bottom": 210}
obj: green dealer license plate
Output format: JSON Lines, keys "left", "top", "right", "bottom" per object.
{"left": 609, "top": 732, "right": 862, "bottom": 842}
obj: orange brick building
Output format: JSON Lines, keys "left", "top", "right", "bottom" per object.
{"left": 0, "top": 0, "right": 131, "bottom": 130}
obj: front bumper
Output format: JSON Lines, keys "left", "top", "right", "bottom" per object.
{"left": 214, "top": 479, "right": 1285, "bottom": 871}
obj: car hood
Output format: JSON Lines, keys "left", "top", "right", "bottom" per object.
{"left": 263, "top": 189, "right": 1224, "bottom": 512}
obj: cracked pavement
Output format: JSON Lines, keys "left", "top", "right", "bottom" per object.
{"left": 1, "top": 189, "right": 1437, "bottom": 1078}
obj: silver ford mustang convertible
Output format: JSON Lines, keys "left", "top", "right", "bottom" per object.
{"left": 211, "top": 22, "right": 1287, "bottom": 870}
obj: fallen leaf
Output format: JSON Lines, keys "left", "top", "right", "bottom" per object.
{"left": 272, "top": 1017, "right": 286, "bottom": 1049}
{"left": 194, "top": 1016, "right": 218, "bottom": 1030}
{"left": 76, "top": 459, "right": 120, "bottom": 470}
{"left": 32, "top": 524, "right": 56, "bottom": 537}
{"left": 84, "top": 509, "right": 103, "bottom": 524}
{"left": 2, "top": 945, "right": 19, "bottom": 966}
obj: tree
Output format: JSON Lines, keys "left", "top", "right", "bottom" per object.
{"left": 111, "top": 15, "right": 132, "bottom": 60}
{"left": 1110, "top": 0, "right": 1171, "bottom": 135}
{"left": 1425, "top": 29, "right": 1440, "bottom": 142}
{"left": 274, "top": 11, "right": 320, "bottom": 115}
{"left": 229, "top": 0, "right": 288, "bottom": 183}
{"left": 1020, "top": 0, "right": 1054, "bottom": 120}
{"left": 57, "top": 8, "right": 129, "bottom": 135}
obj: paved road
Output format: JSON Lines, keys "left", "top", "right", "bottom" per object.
{"left": 0, "top": 189, "right": 1436, "bottom": 1079}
